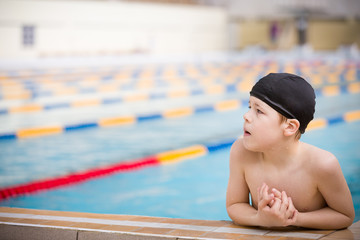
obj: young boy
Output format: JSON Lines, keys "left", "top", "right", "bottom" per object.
{"left": 226, "top": 73, "right": 355, "bottom": 229}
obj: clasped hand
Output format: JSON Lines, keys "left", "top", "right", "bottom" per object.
{"left": 256, "top": 183, "right": 298, "bottom": 227}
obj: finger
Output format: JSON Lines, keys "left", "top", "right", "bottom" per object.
{"left": 287, "top": 197, "right": 296, "bottom": 219}
{"left": 259, "top": 193, "right": 274, "bottom": 210}
{"left": 259, "top": 183, "right": 277, "bottom": 210}
{"left": 280, "top": 191, "right": 289, "bottom": 212}
{"left": 264, "top": 184, "right": 276, "bottom": 204}
{"left": 282, "top": 191, "right": 288, "bottom": 203}
{"left": 269, "top": 199, "right": 275, "bottom": 207}
{"left": 262, "top": 184, "right": 270, "bottom": 199}
{"left": 287, "top": 197, "right": 294, "bottom": 210}
{"left": 271, "top": 188, "right": 282, "bottom": 199}
{"left": 271, "top": 197, "right": 281, "bottom": 211}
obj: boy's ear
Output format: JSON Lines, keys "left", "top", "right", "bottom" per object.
{"left": 284, "top": 119, "right": 300, "bottom": 137}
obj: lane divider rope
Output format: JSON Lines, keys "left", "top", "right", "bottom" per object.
{"left": 1, "top": 81, "right": 359, "bottom": 115}
{"left": 0, "top": 99, "right": 245, "bottom": 140}
{"left": 0, "top": 142, "right": 231, "bottom": 201}
{"left": 0, "top": 84, "right": 241, "bottom": 115}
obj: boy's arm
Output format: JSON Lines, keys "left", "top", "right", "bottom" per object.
{"left": 226, "top": 139, "right": 259, "bottom": 226}
{"left": 294, "top": 155, "right": 355, "bottom": 229}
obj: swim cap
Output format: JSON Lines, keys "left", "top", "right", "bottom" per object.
{"left": 250, "top": 73, "right": 315, "bottom": 134}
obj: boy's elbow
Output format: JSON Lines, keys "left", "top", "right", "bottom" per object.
{"left": 226, "top": 203, "right": 238, "bottom": 223}
{"left": 338, "top": 211, "right": 355, "bottom": 229}
{"left": 338, "top": 218, "right": 354, "bottom": 230}
{"left": 346, "top": 207, "right": 356, "bottom": 227}
{"left": 346, "top": 212, "right": 355, "bottom": 228}
{"left": 226, "top": 203, "right": 234, "bottom": 217}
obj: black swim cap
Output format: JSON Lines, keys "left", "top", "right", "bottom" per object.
{"left": 250, "top": 73, "right": 316, "bottom": 134}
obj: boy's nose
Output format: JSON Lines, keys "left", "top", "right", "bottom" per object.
{"left": 243, "top": 111, "right": 251, "bottom": 122}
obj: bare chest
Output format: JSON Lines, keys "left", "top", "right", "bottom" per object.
{"left": 245, "top": 165, "right": 326, "bottom": 212}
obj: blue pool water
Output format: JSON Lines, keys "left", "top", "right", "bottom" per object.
{"left": 0, "top": 93, "right": 359, "bottom": 222}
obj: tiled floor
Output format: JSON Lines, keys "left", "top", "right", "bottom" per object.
{"left": 0, "top": 207, "right": 359, "bottom": 240}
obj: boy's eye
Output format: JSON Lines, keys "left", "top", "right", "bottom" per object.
{"left": 257, "top": 109, "right": 263, "bottom": 114}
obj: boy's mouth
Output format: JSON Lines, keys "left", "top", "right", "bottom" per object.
{"left": 244, "top": 129, "right": 251, "bottom": 136}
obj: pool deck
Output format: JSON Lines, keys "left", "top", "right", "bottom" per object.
{"left": 0, "top": 207, "right": 358, "bottom": 240}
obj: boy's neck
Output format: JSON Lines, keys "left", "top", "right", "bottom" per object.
{"left": 260, "top": 139, "right": 301, "bottom": 167}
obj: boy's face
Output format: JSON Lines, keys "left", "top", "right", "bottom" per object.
{"left": 242, "top": 96, "right": 285, "bottom": 152}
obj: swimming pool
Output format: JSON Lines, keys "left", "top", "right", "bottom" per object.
{"left": 0, "top": 92, "right": 359, "bottom": 222}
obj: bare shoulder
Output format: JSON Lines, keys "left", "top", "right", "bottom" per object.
{"left": 301, "top": 142, "right": 340, "bottom": 176}
{"left": 230, "top": 137, "right": 246, "bottom": 155}
{"left": 230, "top": 138, "right": 253, "bottom": 158}
{"left": 229, "top": 138, "right": 258, "bottom": 167}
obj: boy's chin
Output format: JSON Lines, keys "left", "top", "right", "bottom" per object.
{"left": 242, "top": 139, "right": 260, "bottom": 152}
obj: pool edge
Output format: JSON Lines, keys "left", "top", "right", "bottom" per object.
{"left": 0, "top": 207, "right": 358, "bottom": 239}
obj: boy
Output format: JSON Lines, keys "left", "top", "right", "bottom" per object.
{"left": 226, "top": 73, "right": 355, "bottom": 229}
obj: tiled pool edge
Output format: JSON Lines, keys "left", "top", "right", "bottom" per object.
{"left": 0, "top": 207, "right": 358, "bottom": 240}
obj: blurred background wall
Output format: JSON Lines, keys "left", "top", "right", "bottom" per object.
{"left": 227, "top": 0, "right": 360, "bottom": 50}
{"left": 0, "top": 0, "right": 359, "bottom": 59}
{"left": 0, "top": 0, "right": 227, "bottom": 59}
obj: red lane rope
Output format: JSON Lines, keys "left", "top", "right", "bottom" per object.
{"left": 0, "top": 156, "right": 160, "bottom": 201}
